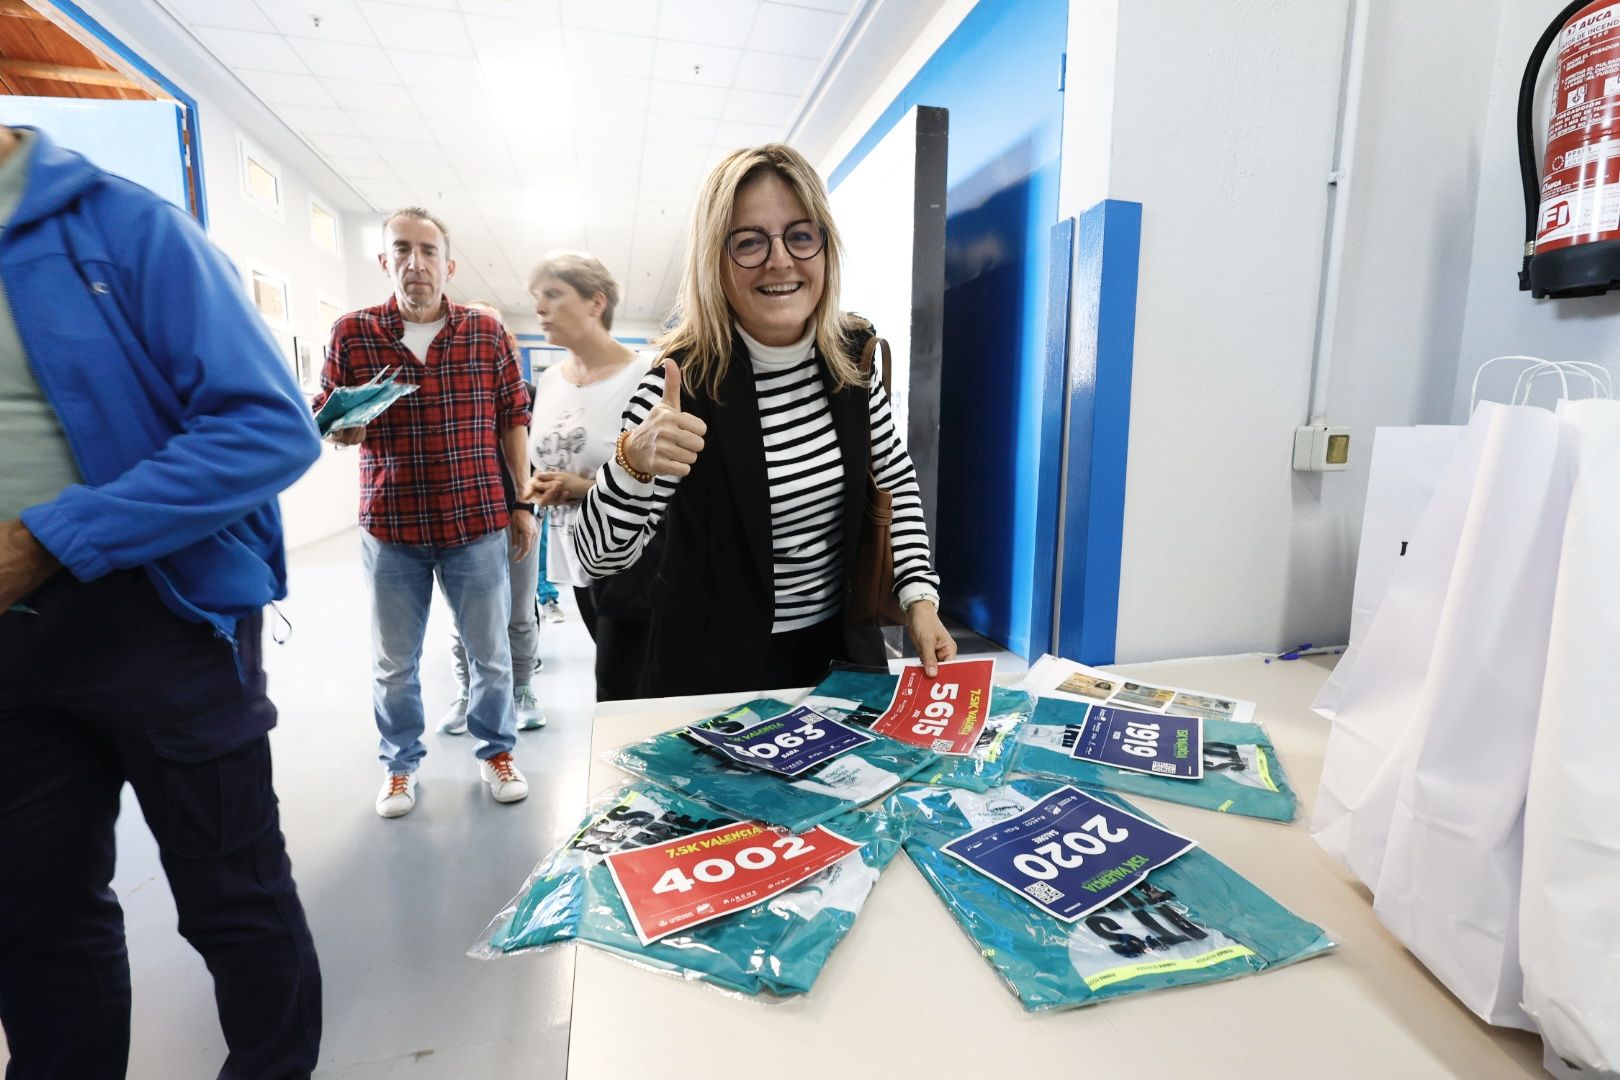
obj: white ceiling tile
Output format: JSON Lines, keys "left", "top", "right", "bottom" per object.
{"left": 576, "top": 75, "right": 650, "bottom": 113}
{"left": 651, "top": 40, "right": 741, "bottom": 86}
{"left": 721, "top": 88, "right": 797, "bottom": 126}
{"left": 325, "top": 156, "right": 398, "bottom": 180}
{"left": 290, "top": 38, "right": 398, "bottom": 82}
{"left": 637, "top": 182, "right": 694, "bottom": 205}
{"left": 346, "top": 109, "right": 437, "bottom": 140}
{"left": 407, "top": 85, "right": 484, "bottom": 119}
{"left": 463, "top": 14, "right": 565, "bottom": 59}
{"left": 262, "top": 0, "right": 377, "bottom": 44}
{"left": 401, "top": 163, "right": 464, "bottom": 186}
{"left": 747, "top": 3, "right": 846, "bottom": 59}
{"left": 354, "top": 179, "right": 413, "bottom": 208}
{"left": 560, "top": 0, "right": 657, "bottom": 33}
{"left": 575, "top": 107, "right": 647, "bottom": 141}
{"left": 238, "top": 70, "right": 338, "bottom": 107}
{"left": 195, "top": 28, "right": 309, "bottom": 74}
{"left": 564, "top": 28, "right": 656, "bottom": 75}
{"left": 276, "top": 104, "right": 361, "bottom": 135}
{"left": 657, "top": 0, "right": 760, "bottom": 49}
{"left": 643, "top": 112, "right": 717, "bottom": 147}
{"left": 640, "top": 139, "right": 713, "bottom": 175}
{"left": 308, "top": 131, "right": 381, "bottom": 158}
{"left": 576, "top": 134, "right": 643, "bottom": 167}
{"left": 730, "top": 49, "right": 819, "bottom": 95}
{"left": 458, "top": 0, "right": 561, "bottom": 19}
{"left": 389, "top": 52, "right": 484, "bottom": 91}
{"left": 426, "top": 112, "right": 506, "bottom": 145}
{"left": 773, "top": 0, "right": 851, "bottom": 10}
{"left": 586, "top": 221, "right": 634, "bottom": 245}
{"left": 712, "top": 120, "right": 784, "bottom": 149}
{"left": 359, "top": 1, "right": 475, "bottom": 54}
{"left": 321, "top": 77, "right": 412, "bottom": 112}
{"left": 160, "top": 0, "right": 275, "bottom": 32}
{"left": 371, "top": 138, "right": 451, "bottom": 164}
{"left": 644, "top": 80, "right": 727, "bottom": 118}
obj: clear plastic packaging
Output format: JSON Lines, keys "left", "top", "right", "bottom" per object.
{"left": 801, "top": 665, "right": 1032, "bottom": 792}
{"left": 473, "top": 783, "right": 903, "bottom": 998}
{"left": 887, "top": 778, "right": 1334, "bottom": 1011}
{"left": 606, "top": 697, "right": 937, "bottom": 833}
{"left": 1014, "top": 696, "right": 1298, "bottom": 822}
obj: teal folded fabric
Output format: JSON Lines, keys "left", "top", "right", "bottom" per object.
{"left": 607, "top": 697, "right": 938, "bottom": 832}
{"left": 802, "top": 667, "right": 1032, "bottom": 793}
{"left": 888, "top": 778, "right": 1333, "bottom": 1011}
{"left": 478, "top": 784, "right": 902, "bottom": 997}
{"left": 314, "top": 370, "right": 418, "bottom": 435}
{"left": 1014, "top": 697, "right": 1298, "bottom": 822}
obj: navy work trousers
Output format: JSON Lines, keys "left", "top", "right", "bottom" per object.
{"left": 0, "top": 571, "right": 321, "bottom": 1079}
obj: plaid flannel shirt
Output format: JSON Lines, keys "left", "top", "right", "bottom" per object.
{"left": 317, "top": 295, "right": 531, "bottom": 547}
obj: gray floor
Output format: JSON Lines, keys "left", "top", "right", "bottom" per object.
{"left": 2, "top": 528, "right": 1011, "bottom": 1079}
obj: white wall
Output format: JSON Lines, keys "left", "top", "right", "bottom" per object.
{"left": 196, "top": 104, "right": 364, "bottom": 550}
{"left": 1095, "top": 0, "right": 1503, "bottom": 662}
{"left": 1454, "top": 0, "right": 1620, "bottom": 415}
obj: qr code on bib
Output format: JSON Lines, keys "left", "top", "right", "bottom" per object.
{"left": 1150, "top": 761, "right": 1177, "bottom": 775}
{"left": 932, "top": 739, "right": 954, "bottom": 752}
{"left": 1023, "top": 881, "right": 1065, "bottom": 904}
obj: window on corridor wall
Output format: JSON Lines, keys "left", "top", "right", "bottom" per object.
{"left": 238, "top": 137, "right": 282, "bottom": 220}
{"left": 309, "top": 197, "right": 338, "bottom": 255}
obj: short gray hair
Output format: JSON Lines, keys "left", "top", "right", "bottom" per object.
{"left": 528, "top": 251, "right": 621, "bottom": 331}
{"left": 382, "top": 205, "right": 452, "bottom": 256}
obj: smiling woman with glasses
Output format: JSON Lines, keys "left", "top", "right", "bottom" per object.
{"left": 543, "top": 142, "right": 956, "bottom": 697}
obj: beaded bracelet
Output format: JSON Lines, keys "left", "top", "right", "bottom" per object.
{"left": 615, "top": 430, "right": 654, "bottom": 484}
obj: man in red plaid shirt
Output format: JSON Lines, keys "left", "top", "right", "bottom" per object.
{"left": 317, "top": 207, "right": 536, "bottom": 818}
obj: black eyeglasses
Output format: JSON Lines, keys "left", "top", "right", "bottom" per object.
{"left": 725, "top": 219, "right": 826, "bottom": 268}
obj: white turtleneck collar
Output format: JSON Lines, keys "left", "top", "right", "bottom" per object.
{"left": 737, "top": 323, "right": 814, "bottom": 372}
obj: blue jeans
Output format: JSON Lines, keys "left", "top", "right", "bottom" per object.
{"left": 362, "top": 529, "right": 515, "bottom": 773}
{"left": 536, "top": 525, "right": 560, "bottom": 606}
{"left": 451, "top": 529, "right": 539, "bottom": 691}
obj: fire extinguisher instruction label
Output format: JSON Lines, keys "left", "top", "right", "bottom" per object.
{"left": 1539, "top": 0, "right": 1620, "bottom": 253}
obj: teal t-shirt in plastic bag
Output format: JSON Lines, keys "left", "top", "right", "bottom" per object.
{"left": 1014, "top": 697, "right": 1298, "bottom": 822}
{"left": 608, "top": 697, "right": 937, "bottom": 833}
{"left": 887, "top": 778, "right": 1332, "bottom": 1011}
{"left": 481, "top": 784, "right": 902, "bottom": 997}
{"left": 802, "top": 667, "right": 1032, "bottom": 793}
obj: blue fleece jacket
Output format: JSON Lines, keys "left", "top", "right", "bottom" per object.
{"left": 4, "top": 128, "right": 320, "bottom": 637}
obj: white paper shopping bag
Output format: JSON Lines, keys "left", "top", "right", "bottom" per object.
{"left": 1520, "top": 400, "right": 1620, "bottom": 1072}
{"left": 1371, "top": 403, "right": 1572, "bottom": 1031}
{"left": 1312, "top": 408, "right": 1502, "bottom": 887}
{"left": 1313, "top": 425, "right": 1463, "bottom": 719}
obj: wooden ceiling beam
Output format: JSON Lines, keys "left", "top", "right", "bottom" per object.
{"left": 0, "top": 58, "right": 139, "bottom": 89}
{"left": 0, "top": 1, "right": 46, "bottom": 19}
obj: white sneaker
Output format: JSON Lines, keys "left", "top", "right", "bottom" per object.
{"left": 514, "top": 685, "right": 547, "bottom": 730}
{"left": 375, "top": 772, "right": 417, "bottom": 818}
{"left": 437, "top": 694, "right": 468, "bottom": 735}
{"left": 542, "top": 599, "right": 566, "bottom": 624}
{"left": 480, "top": 752, "right": 529, "bottom": 803}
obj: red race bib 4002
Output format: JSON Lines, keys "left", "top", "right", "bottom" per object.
{"left": 872, "top": 658, "right": 996, "bottom": 755}
{"left": 604, "top": 820, "right": 862, "bottom": 945}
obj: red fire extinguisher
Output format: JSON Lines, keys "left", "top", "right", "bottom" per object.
{"left": 1520, "top": 0, "right": 1620, "bottom": 298}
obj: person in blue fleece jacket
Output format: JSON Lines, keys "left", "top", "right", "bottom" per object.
{"left": 0, "top": 125, "right": 324, "bottom": 1080}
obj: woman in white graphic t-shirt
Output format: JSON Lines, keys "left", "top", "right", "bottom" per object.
{"left": 525, "top": 252, "right": 655, "bottom": 700}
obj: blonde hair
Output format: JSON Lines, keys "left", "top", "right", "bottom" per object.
{"left": 528, "top": 251, "right": 622, "bottom": 331}
{"left": 658, "top": 144, "right": 860, "bottom": 402}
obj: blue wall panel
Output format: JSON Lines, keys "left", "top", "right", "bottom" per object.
{"left": 1058, "top": 200, "right": 1141, "bottom": 666}
{"left": 831, "top": 0, "right": 1067, "bottom": 658}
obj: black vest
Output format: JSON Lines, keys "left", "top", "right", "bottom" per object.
{"left": 640, "top": 326, "right": 884, "bottom": 696}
